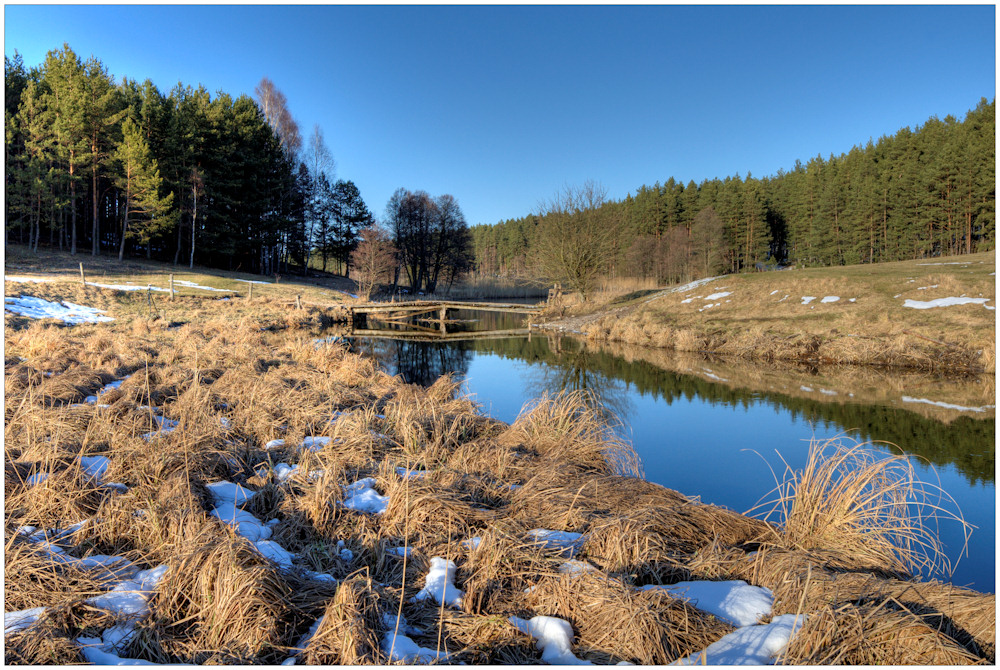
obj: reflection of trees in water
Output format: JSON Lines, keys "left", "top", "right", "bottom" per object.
{"left": 520, "top": 349, "right": 635, "bottom": 428}
{"left": 348, "top": 338, "right": 473, "bottom": 388}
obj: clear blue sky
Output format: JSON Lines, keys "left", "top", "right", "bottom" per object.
{"left": 5, "top": 4, "right": 996, "bottom": 226}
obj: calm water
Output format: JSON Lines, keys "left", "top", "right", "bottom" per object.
{"left": 345, "top": 309, "right": 995, "bottom": 592}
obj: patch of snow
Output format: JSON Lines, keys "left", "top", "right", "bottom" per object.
{"left": 800, "top": 296, "right": 816, "bottom": 305}
{"left": 299, "top": 436, "right": 331, "bottom": 451}
{"left": 171, "top": 280, "right": 235, "bottom": 293}
{"left": 80, "top": 455, "right": 111, "bottom": 482}
{"left": 903, "top": 297, "right": 990, "bottom": 309}
{"left": 820, "top": 296, "right": 839, "bottom": 303}
{"left": 800, "top": 386, "right": 813, "bottom": 392}
{"left": 205, "top": 481, "right": 257, "bottom": 506}
{"left": 917, "top": 262, "right": 966, "bottom": 265}
{"left": 381, "top": 630, "right": 451, "bottom": 664}
{"left": 640, "top": 579, "right": 772, "bottom": 627}
{"left": 396, "top": 466, "right": 427, "bottom": 480}
{"left": 412, "top": 557, "right": 463, "bottom": 608}
{"left": 819, "top": 389, "right": 837, "bottom": 396}
{"left": 848, "top": 298, "right": 856, "bottom": 302}
{"left": 210, "top": 506, "right": 272, "bottom": 541}
{"left": 26, "top": 472, "right": 49, "bottom": 485}
{"left": 87, "top": 565, "right": 168, "bottom": 617}
{"left": 77, "top": 640, "right": 194, "bottom": 666}
{"left": 252, "top": 540, "right": 295, "bottom": 569}
{"left": 265, "top": 438, "right": 286, "bottom": 449}
{"left": 777, "top": 295, "right": 789, "bottom": 302}
{"left": 559, "top": 560, "right": 599, "bottom": 577}
{"left": 256, "top": 463, "right": 299, "bottom": 483}
{"left": 674, "top": 613, "right": 806, "bottom": 665}
{"left": 5, "top": 295, "right": 114, "bottom": 324}
{"left": 235, "top": 278, "right": 271, "bottom": 285}
{"left": 680, "top": 297, "right": 697, "bottom": 304}
{"left": 705, "top": 291, "right": 732, "bottom": 300}
{"left": 901, "top": 396, "right": 994, "bottom": 413}
{"left": 769, "top": 290, "right": 779, "bottom": 295}
{"left": 4, "top": 275, "right": 54, "bottom": 283}
{"left": 87, "top": 282, "right": 170, "bottom": 293}
{"left": 141, "top": 415, "right": 179, "bottom": 440}
{"left": 5, "top": 606, "right": 46, "bottom": 634}
{"left": 509, "top": 615, "right": 592, "bottom": 665}
{"left": 526, "top": 529, "right": 585, "bottom": 556}
{"left": 916, "top": 284, "right": 939, "bottom": 290}
{"left": 388, "top": 546, "right": 414, "bottom": 558}
{"left": 671, "top": 276, "right": 723, "bottom": 294}
{"left": 337, "top": 539, "right": 354, "bottom": 562}
{"left": 382, "top": 612, "right": 423, "bottom": 637}
{"left": 462, "top": 536, "right": 482, "bottom": 550}
{"left": 342, "top": 478, "right": 389, "bottom": 515}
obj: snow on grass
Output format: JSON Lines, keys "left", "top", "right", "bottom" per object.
{"left": 210, "top": 506, "right": 273, "bottom": 542}
{"left": 4, "top": 275, "right": 54, "bottom": 283}
{"left": 639, "top": 580, "right": 772, "bottom": 627}
{"left": 916, "top": 284, "right": 940, "bottom": 290}
{"left": 205, "top": 481, "right": 257, "bottom": 506}
{"left": 79, "top": 455, "right": 110, "bottom": 482}
{"left": 671, "top": 276, "right": 723, "bottom": 294}
{"left": 902, "top": 396, "right": 995, "bottom": 413}
{"left": 171, "top": 280, "right": 236, "bottom": 293}
{"left": 5, "top": 295, "right": 114, "bottom": 324}
{"left": 800, "top": 296, "right": 816, "bottom": 305}
{"left": 252, "top": 540, "right": 295, "bottom": 569}
{"left": 388, "top": 546, "right": 414, "bottom": 558}
{"left": 902, "top": 296, "right": 990, "bottom": 309}
{"left": 76, "top": 641, "right": 195, "bottom": 666}
{"left": 381, "top": 628, "right": 452, "bottom": 664}
{"left": 235, "top": 278, "right": 272, "bottom": 285}
{"left": 559, "top": 560, "right": 599, "bottom": 577}
{"left": 26, "top": 472, "right": 49, "bottom": 485}
{"left": 800, "top": 386, "right": 813, "bottom": 392}
{"left": 820, "top": 296, "right": 840, "bottom": 303}
{"left": 674, "top": 613, "right": 806, "bottom": 665}
{"left": 265, "top": 438, "right": 286, "bottom": 449}
{"left": 299, "top": 436, "right": 331, "bottom": 451}
{"left": 527, "top": 529, "right": 585, "bottom": 556}
{"left": 461, "top": 536, "right": 482, "bottom": 551}
{"left": 342, "top": 478, "right": 389, "bottom": 514}
{"left": 86, "top": 282, "right": 170, "bottom": 293}
{"left": 509, "top": 615, "right": 593, "bottom": 665}
{"left": 141, "top": 415, "right": 179, "bottom": 441}
{"left": 705, "top": 291, "right": 732, "bottom": 301}
{"left": 86, "top": 564, "right": 169, "bottom": 617}
{"left": 917, "top": 262, "right": 967, "bottom": 266}
{"left": 412, "top": 557, "right": 463, "bottom": 608}
{"left": 5, "top": 607, "right": 46, "bottom": 634}
{"left": 396, "top": 466, "right": 427, "bottom": 480}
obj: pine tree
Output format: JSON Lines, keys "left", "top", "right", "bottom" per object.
{"left": 114, "top": 117, "right": 174, "bottom": 260}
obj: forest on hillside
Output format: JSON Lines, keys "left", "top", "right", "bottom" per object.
{"left": 472, "top": 99, "right": 995, "bottom": 285}
{"left": 4, "top": 46, "right": 378, "bottom": 276}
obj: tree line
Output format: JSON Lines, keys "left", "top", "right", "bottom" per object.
{"left": 5, "top": 45, "right": 379, "bottom": 276}
{"left": 471, "top": 98, "right": 995, "bottom": 293}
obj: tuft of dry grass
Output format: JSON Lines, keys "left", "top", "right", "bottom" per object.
{"left": 751, "top": 438, "right": 970, "bottom": 579}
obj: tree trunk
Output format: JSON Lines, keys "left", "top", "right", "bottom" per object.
{"left": 70, "top": 155, "right": 77, "bottom": 255}
{"left": 92, "top": 157, "right": 99, "bottom": 255}
{"left": 189, "top": 183, "right": 197, "bottom": 269}
{"left": 119, "top": 185, "right": 130, "bottom": 261}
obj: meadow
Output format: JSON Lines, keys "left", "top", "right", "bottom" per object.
{"left": 3, "top": 255, "right": 995, "bottom": 664}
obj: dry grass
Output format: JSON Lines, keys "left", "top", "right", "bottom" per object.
{"left": 564, "top": 251, "right": 996, "bottom": 373}
{"left": 4, "top": 287, "right": 994, "bottom": 664}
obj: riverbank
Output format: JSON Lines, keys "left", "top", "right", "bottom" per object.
{"left": 538, "top": 252, "right": 996, "bottom": 374}
{"left": 4, "top": 295, "right": 994, "bottom": 663}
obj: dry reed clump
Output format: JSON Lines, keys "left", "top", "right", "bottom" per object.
{"left": 751, "top": 438, "right": 968, "bottom": 578}
{"left": 783, "top": 599, "right": 984, "bottom": 665}
{"left": 300, "top": 576, "right": 386, "bottom": 664}
{"left": 499, "top": 390, "right": 643, "bottom": 478}
{"left": 524, "top": 571, "right": 734, "bottom": 664}
{"left": 154, "top": 534, "right": 300, "bottom": 664}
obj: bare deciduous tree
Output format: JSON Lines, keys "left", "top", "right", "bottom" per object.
{"left": 254, "top": 77, "right": 301, "bottom": 158}
{"left": 533, "top": 180, "right": 617, "bottom": 300}
{"left": 351, "top": 225, "right": 396, "bottom": 300}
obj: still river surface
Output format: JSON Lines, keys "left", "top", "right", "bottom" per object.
{"left": 344, "top": 308, "right": 995, "bottom": 593}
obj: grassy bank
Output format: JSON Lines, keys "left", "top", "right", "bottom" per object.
{"left": 4, "top": 286, "right": 994, "bottom": 663}
{"left": 541, "top": 252, "right": 996, "bottom": 373}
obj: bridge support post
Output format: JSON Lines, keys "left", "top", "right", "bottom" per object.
{"left": 439, "top": 306, "right": 448, "bottom": 334}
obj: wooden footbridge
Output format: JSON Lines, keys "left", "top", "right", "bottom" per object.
{"left": 347, "top": 299, "right": 542, "bottom": 333}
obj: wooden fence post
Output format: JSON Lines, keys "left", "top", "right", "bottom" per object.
{"left": 169, "top": 274, "right": 175, "bottom": 301}
{"left": 248, "top": 283, "right": 253, "bottom": 301}
{"left": 79, "top": 263, "right": 87, "bottom": 290}
{"left": 296, "top": 294, "right": 302, "bottom": 310}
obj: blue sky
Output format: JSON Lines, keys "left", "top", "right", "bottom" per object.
{"left": 5, "top": 4, "right": 995, "bottom": 226}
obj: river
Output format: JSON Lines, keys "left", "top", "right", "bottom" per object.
{"left": 341, "top": 307, "right": 996, "bottom": 593}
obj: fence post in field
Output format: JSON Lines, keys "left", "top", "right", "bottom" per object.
{"left": 79, "top": 263, "right": 87, "bottom": 291}
{"left": 248, "top": 283, "right": 253, "bottom": 301}
{"left": 296, "top": 294, "right": 302, "bottom": 310}
{"left": 169, "top": 274, "right": 175, "bottom": 301}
